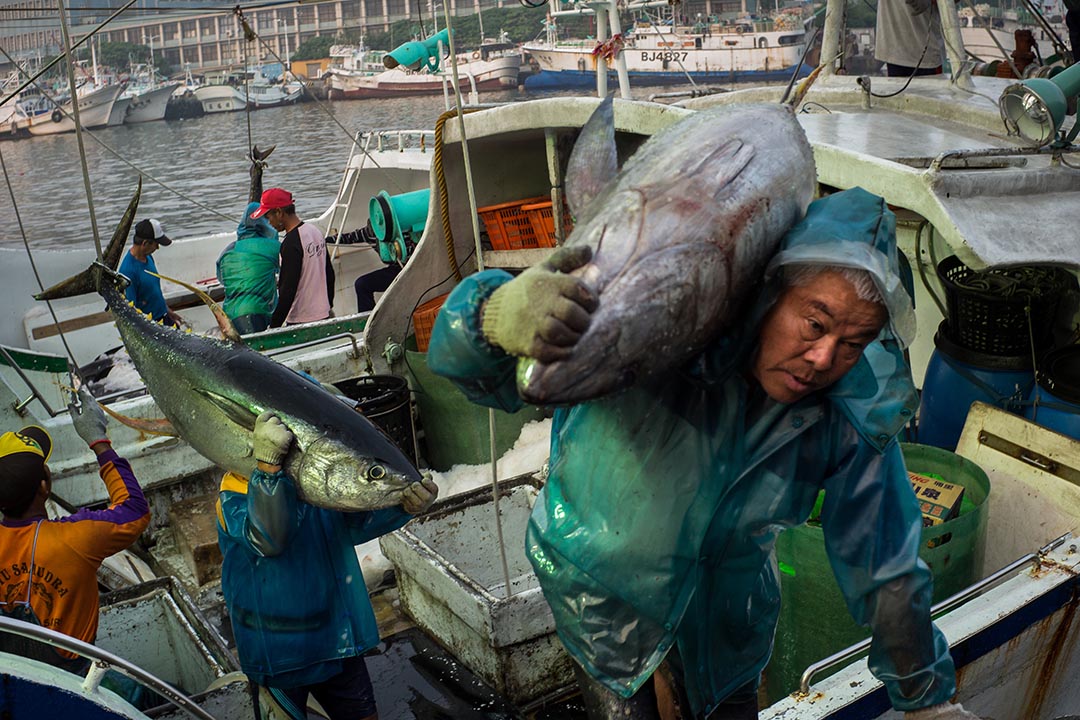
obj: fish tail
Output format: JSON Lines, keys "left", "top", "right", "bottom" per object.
{"left": 34, "top": 180, "right": 142, "bottom": 301}
{"left": 146, "top": 269, "right": 243, "bottom": 343}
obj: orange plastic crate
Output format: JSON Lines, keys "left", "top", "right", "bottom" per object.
{"left": 478, "top": 196, "right": 551, "bottom": 250}
{"left": 412, "top": 293, "right": 450, "bottom": 353}
{"left": 521, "top": 200, "right": 573, "bottom": 247}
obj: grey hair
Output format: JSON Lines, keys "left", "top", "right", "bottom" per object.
{"left": 783, "top": 264, "right": 884, "bottom": 305}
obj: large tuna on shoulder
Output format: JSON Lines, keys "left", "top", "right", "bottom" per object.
{"left": 517, "top": 98, "right": 816, "bottom": 404}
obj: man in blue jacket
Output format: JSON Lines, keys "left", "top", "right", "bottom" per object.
{"left": 427, "top": 188, "right": 978, "bottom": 719}
{"left": 119, "top": 218, "right": 183, "bottom": 328}
{"left": 217, "top": 411, "right": 438, "bottom": 720}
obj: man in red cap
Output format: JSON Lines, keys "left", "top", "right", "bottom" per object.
{"left": 0, "top": 388, "right": 149, "bottom": 671}
{"left": 251, "top": 188, "right": 335, "bottom": 328}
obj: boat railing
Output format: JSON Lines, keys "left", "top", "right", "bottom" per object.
{"left": 362, "top": 129, "right": 436, "bottom": 153}
{"left": 0, "top": 344, "right": 65, "bottom": 418}
{"left": 0, "top": 614, "right": 217, "bottom": 720}
{"left": 797, "top": 532, "right": 1072, "bottom": 695}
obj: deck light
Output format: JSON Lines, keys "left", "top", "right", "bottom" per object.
{"left": 999, "top": 62, "right": 1080, "bottom": 147}
{"left": 383, "top": 29, "right": 451, "bottom": 72}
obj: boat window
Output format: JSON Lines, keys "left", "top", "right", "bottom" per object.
{"left": 778, "top": 34, "right": 805, "bottom": 46}
{"left": 758, "top": 37, "right": 767, "bottom": 48}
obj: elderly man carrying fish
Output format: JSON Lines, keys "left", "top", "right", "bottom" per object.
{"left": 427, "top": 187, "right": 980, "bottom": 720}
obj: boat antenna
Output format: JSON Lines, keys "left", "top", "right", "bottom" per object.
{"left": 56, "top": 0, "right": 103, "bottom": 261}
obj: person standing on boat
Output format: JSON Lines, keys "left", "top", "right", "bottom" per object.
{"left": 874, "top": 0, "right": 945, "bottom": 77}
{"left": 0, "top": 387, "right": 149, "bottom": 672}
{"left": 426, "top": 188, "right": 981, "bottom": 720}
{"left": 250, "top": 187, "right": 335, "bottom": 328}
{"left": 216, "top": 410, "right": 438, "bottom": 720}
{"left": 216, "top": 201, "right": 281, "bottom": 335}
{"left": 119, "top": 218, "right": 184, "bottom": 328}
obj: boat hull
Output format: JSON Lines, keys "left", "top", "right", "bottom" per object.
{"left": 27, "top": 84, "right": 123, "bottom": 135}
{"left": 525, "top": 63, "right": 812, "bottom": 88}
{"left": 125, "top": 83, "right": 180, "bottom": 123}
{"left": 327, "top": 55, "right": 520, "bottom": 99}
{"left": 193, "top": 84, "right": 245, "bottom": 113}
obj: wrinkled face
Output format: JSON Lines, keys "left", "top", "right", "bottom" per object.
{"left": 752, "top": 270, "right": 887, "bottom": 404}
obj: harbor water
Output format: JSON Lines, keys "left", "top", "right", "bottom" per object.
{"left": 0, "top": 86, "right": 679, "bottom": 250}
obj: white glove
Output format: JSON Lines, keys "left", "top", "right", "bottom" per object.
{"left": 401, "top": 475, "right": 439, "bottom": 515}
{"left": 69, "top": 387, "right": 109, "bottom": 447}
{"left": 905, "top": 702, "right": 982, "bottom": 719}
{"left": 253, "top": 411, "right": 293, "bottom": 466}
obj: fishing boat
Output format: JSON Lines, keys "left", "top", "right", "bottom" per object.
{"left": 120, "top": 65, "right": 181, "bottom": 124}
{"left": 523, "top": 1, "right": 813, "bottom": 90}
{"left": 20, "top": 83, "right": 123, "bottom": 136}
{"left": 192, "top": 80, "right": 246, "bottom": 114}
{"left": 326, "top": 38, "right": 522, "bottom": 99}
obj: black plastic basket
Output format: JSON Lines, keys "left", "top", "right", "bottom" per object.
{"left": 936, "top": 256, "right": 1076, "bottom": 358}
{"left": 335, "top": 374, "right": 416, "bottom": 465}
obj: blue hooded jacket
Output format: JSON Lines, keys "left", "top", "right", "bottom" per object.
{"left": 426, "top": 187, "right": 956, "bottom": 715}
{"left": 216, "top": 202, "right": 280, "bottom": 321}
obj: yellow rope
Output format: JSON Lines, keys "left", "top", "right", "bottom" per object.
{"left": 433, "top": 107, "right": 481, "bottom": 282}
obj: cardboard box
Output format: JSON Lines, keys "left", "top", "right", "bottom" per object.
{"left": 910, "top": 472, "right": 965, "bottom": 527}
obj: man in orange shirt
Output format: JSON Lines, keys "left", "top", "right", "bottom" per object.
{"left": 0, "top": 387, "right": 150, "bottom": 671}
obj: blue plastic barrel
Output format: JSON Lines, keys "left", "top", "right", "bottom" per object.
{"left": 1026, "top": 345, "right": 1080, "bottom": 440}
{"left": 918, "top": 323, "right": 1034, "bottom": 450}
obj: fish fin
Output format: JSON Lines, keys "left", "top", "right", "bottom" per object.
{"left": 197, "top": 389, "right": 259, "bottom": 431}
{"left": 565, "top": 96, "right": 617, "bottom": 221}
{"left": 99, "top": 402, "right": 179, "bottom": 437}
{"left": 35, "top": 179, "right": 142, "bottom": 301}
{"left": 785, "top": 61, "right": 826, "bottom": 110}
{"left": 251, "top": 144, "right": 275, "bottom": 163}
{"left": 145, "top": 270, "right": 243, "bottom": 343}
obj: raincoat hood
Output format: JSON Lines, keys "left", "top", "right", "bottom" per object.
{"left": 237, "top": 201, "right": 279, "bottom": 241}
{"left": 758, "top": 187, "right": 918, "bottom": 453}
{"left": 765, "top": 187, "right": 916, "bottom": 348}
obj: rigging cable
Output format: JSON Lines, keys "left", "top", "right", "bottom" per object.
{"left": 0, "top": 142, "right": 83, "bottom": 385}
{"left": 56, "top": 0, "right": 102, "bottom": 261}
{"left": 245, "top": 23, "right": 407, "bottom": 194}
{"left": 440, "top": 0, "right": 515, "bottom": 600}
{"left": 239, "top": 8, "right": 255, "bottom": 158}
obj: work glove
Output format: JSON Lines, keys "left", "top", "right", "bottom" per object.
{"left": 69, "top": 386, "right": 109, "bottom": 448}
{"left": 481, "top": 245, "right": 598, "bottom": 363}
{"left": 401, "top": 474, "right": 439, "bottom": 515}
{"left": 905, "top": 0, "right": 932, "bottom": 16}
{"left": 905, "top": 702, "right": 983, "bottom": 719}
{"left": 253, "top": 411, "right": 293, "bottom": 466}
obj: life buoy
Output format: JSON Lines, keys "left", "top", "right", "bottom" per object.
{"left": 472, "top": 51, "right": 480, "bottom": 59}
{"left": 51, "top": 109, "right": 63, "bottom": 123}
{"left": 735, "top": 25, "right": 744, "bottom": 34}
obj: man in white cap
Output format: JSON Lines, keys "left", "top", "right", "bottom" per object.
{"left": 119, "top": 218, "right": 183, "bottom": 327}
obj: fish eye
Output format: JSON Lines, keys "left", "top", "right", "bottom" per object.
{"left": 368, "top": 465, "right": 386, "bottom": 480}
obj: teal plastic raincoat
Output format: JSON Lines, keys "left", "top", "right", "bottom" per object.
{"left": 216, "top": 201, "right": 280, "bottom": 322}
{"left": 427, "top": 187, "right": 956, "bottom": 716}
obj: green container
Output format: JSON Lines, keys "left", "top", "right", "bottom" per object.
{"left": 404, "top": 347, "right": 545, "bottom": 471}
{"left": 764, "top": 443, "right": 991, "bottom": 703}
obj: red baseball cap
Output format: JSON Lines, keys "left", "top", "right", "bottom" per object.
{"left": 251, "top": 188, "right": 294, "bottom": 219}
